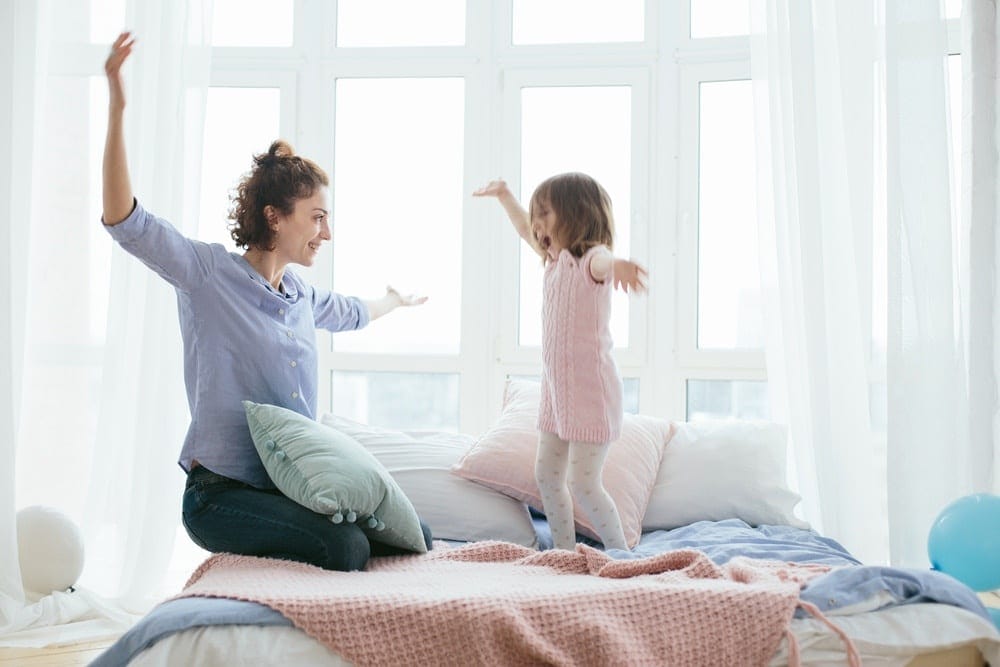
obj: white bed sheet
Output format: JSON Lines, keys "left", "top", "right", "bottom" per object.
{"left": 127, "top": 601, "right": 1000, "bottom": 667}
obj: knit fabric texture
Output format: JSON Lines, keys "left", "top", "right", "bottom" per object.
{"left": 177, "top": 541, "right": 834, "bottom": 667}
{"left": 538, "top": 246, "right": 623, "bottom": 443}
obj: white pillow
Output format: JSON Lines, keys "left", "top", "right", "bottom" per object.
{"left": 642, "top": 420, "right": 810, "bottom": 531}
{"left": 320, "top": 414, "right": 538, "bottom": 547}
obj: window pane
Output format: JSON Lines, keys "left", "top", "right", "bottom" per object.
{"left": 89, "top": 0, "right": 127, "bottom": 44}
{"left": 212, "top": 0, "right": 293, "bottom": 47}
{"left": 518, "top": 86, "right": 632, "bottom": 347}
{"left": 337, "top": 0, "right": 465, "bottom": 47}
{"left": 697, "top": 80, "right": 762, "bottom": 349}
{"left": 199, "top": 88, "right": 281, "bottom": 246}
{"left": 945, "top": 0, "right": 960, "bottom": 18}
{"left": 330, "top": 372, "right": 460, "bottom": 430}
{"left": 512, "top": 0, "right": 644, "bottom": 45}
{"left": 333, "top": 78, "right": 464, "bottom": 355}
{"left": 686, "top": 379, "right": 768, "bottom": 420}
{"left": 690, "top": 0, "right": 750, "bottom": 38}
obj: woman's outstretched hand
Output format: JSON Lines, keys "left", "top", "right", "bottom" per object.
{"left": 386, "top": 285, "right": 428, "bottom": 308}
{"left": 105, "top": 31, "right": 135, "bottom": 112}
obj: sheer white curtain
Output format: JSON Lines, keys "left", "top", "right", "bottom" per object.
{"left": 751, "top": 0, "right": 997, "bottom": 567}
{"left": 963, "top": 1, "right": 1000, "bottom": 496}
{"left": 0, "top": 0, "right": 212, "bottom": 643}
{"left": 750, "top": 0, "right": 886, "bottom": 564}
{"left": 883, "top": 0, "right": 976, "bottom": 568}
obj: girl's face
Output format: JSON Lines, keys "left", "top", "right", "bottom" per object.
{"left": 273, "top": 186, "right": 331, "bottom": 267}
{"left": 531, "top": 198, "right": 562, "bottom": 261}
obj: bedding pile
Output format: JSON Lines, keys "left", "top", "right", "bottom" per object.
{"left": 176, "top": 541, "right": 840, "bottom": 666}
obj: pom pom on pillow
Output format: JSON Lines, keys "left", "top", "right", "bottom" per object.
{"left": 244, "top": 401, "right": 428, "bottom": 553}
{"left": 451, "top": 379, "right": 674, "bottom": 548}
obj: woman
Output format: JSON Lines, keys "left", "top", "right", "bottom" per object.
{"left": 102, "top": 32, "right": 430, "bottom": 571}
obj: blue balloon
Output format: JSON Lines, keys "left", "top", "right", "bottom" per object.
{"left": 927, "top": 493, "right": 1000, "bottom": 592}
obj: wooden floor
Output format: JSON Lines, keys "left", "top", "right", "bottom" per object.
{"left": 0, "top": 638, "right": 118, "bottom": 666}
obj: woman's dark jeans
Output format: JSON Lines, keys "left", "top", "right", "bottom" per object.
{"left": 182, "top": 466, "right": 432, "bottom": 571}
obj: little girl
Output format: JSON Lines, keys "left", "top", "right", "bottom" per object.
{"left": 474, "top": 173, "right": 647, "bottom": 551}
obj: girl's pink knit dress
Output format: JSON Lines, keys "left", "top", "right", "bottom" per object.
{"left": 537, "top": 245, "right": 623, "bottom": 443}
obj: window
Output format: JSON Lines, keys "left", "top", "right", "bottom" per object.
{"left": 511, "top": 0, "right": 644, "bottom": 45}
{"left": 212, "top": 0, "right": 293, "bottom": 47}
{"left": 337, "top": 0, "right": 465, "bottom": 47}
{"left": 332, "top": 78, "right": 465, "bottom": 356}
{"left": 68, "top": 0, "right": 963, "bottom": 442}
{"left": 696, "top": 79, "right": 761, "bottom": 351}
{"left": 515, "top": 83, "right": 635, "bottom": 348}
{"left": 198, "top": 87, "right": 282, "bottom": 246}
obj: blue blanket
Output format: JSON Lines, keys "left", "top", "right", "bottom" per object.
{"left": 91, "top": 520, "right": 992, "bottom": 666}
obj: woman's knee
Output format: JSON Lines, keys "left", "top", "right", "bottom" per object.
{"left": 316, "top": 523, "right": 371, "bottom": 571}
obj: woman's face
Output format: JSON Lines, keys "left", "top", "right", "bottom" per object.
{"left": 274, "top": 186, "right": 331, "bottom": 267}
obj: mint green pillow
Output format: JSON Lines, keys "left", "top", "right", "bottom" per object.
{"left": 243, "top": 401, "right": 428, "bottom": 554}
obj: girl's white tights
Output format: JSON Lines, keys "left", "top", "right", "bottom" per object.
{"left": 534, "top": 431, "right": 628, "bottom": 552}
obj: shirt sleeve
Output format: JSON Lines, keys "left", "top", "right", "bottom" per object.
{"left": 310, "top": 287, "right": 370, "bottom": 332}
{"left": 103, "top": 199, "right": 216, "bottom": 292}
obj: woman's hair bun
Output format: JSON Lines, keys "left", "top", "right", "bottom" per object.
{"left": 255, "top": 139, "right": 296, "bottom": 166}
{"left": 269, "top": 140, "right": 295, "bottom": 158}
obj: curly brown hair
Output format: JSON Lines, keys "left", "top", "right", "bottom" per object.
{"left": 528, "top": 172, "right": 614, "bottom": 262}
{"left": 228, "top": 140, "right": 329, "bottom": 250}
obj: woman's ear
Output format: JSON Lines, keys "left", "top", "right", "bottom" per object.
{"left": 263, "top": 205, "right": 279, "bottom": 230}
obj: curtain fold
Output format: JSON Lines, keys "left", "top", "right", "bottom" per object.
{"left": 753, "top": 0, "right": 996, "bottom": 566}
{"left": 82, "top": 0, "right": 213, "bottom": 612}
{"left": 1, "top": 0, "right": 213, "bottom": 643}
{"left": 0, "top": 0, "right": 44, "bottom": 627}
{"left": 964, "top": 0, "right": 1000, "bottom": 496}
{"left": 750, "top": 0, "right": 887, "bottom": 564}
{"left": 884, "top": 0, "right": 975, "bottom": 568}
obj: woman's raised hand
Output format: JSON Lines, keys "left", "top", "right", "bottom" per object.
{"left": 105, "top": 31, "right": 135, "bottom": 112}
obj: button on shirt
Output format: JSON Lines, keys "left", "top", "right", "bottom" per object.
{"left": 105, "top": 200, "right": 370, "bottom": 488}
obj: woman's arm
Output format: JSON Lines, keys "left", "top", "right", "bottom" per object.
{"left": 473, "top": 179, "right": 546, "bottom": 259}
{"left": 102, "top": 31, "right": 136, "bottom": 226}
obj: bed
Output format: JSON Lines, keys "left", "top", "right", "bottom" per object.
{"left": 92, "top": 518, "right": 999, "bottom": 666}
{"left": 90, "top": 382, "right": 1000, "bottom": 665}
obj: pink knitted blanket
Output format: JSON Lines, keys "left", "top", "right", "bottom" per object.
{"left": 178, "top": 542, "right": 835, "bottom": 667}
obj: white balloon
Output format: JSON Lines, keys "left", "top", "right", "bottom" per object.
{"left": 16, "top": 505, "right": 85, "bottom": 596}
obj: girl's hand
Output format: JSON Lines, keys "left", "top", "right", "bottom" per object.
{"left": 105, "top": 31, "right": 135, "bottom": 112}
{"left": 612, "top": 259, "right": 648, "bottom": 294}
{"left": 472, "top": 180, "right": 510, "bottom": 199}
{"left": 386, "top": 285, "right": 428, "bottom": 308}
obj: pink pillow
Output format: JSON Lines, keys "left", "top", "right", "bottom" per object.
{"left": 452, "top": 379, "right": 675, "bottom": 547}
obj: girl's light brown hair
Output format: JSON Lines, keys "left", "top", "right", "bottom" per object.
{"left": 228, "top": 139, "right": 329, "bottom": 250}
{"left": 529, "top": 172, "right": 614, "bottom": 262}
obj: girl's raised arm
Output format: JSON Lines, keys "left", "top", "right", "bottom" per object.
{"left": 473, "top": 179, "right": 546, "bottom": 259}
